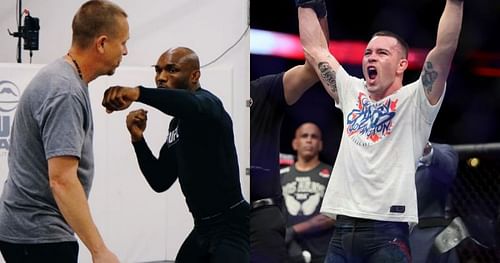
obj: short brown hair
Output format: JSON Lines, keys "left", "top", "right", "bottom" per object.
{"left": 372, "top": 30, "right": 409, "bottom": 59}
{"left": 72, "top": 0, "right": 127, "bottom": 48}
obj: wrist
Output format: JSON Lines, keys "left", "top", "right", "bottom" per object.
{"left": 131, "top": 134, "right": 143, "bottom": 143}
{"left": 296, "top": 0, "right": 327, "bottom": 18}
{"left": 87, "top": 238, "right": 107, "bottom": 256}
{"left": 132, "top": 86, "right": 141, "bottom": 101}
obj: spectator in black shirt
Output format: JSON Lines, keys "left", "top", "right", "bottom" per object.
{"left": 102, "top": 47, "right": 249, "bottom": 263}
{"left": 250, "top": 2, "right": 329, "bottom": 261}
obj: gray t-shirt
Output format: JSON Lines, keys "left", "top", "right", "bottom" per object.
{"left": 281, "top": 162, "right": 334, "bottom": 262}
{"left": 0, "top": 57, "right": 94, "bottom": 243}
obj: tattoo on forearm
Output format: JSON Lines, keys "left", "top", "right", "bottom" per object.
{"left": 422, "top": 61, "right": 438, "bottom": 94}
{"left": 318, "top": 62, "right": 337, "bottom": 94}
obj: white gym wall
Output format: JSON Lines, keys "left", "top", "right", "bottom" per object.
{"left": 0, "top": 0, "right": 249, "bottom": 262}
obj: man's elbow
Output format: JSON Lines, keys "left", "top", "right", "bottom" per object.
{"left": 304, "top": 47, "right": 325, "bottom": 65}
{"left": 150, "top": 185, "right": 167, "bottom": 193}
{"left": 147, "top": 179, "right": 171, "bottom": 193}
{"left": 49, "top": 175, "right": 76, "bottom": 194}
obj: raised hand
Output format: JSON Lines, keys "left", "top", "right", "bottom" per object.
{"left": 295, "top": 0, "right": 327, "bottom": 18}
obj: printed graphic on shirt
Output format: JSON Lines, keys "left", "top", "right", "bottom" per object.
{"left": 167, "top": 124, "right": 180, "bottom": 148}
{"left": 282, "top": 176, "right": 326, "bottom": 216}
{"left": 319, "top": 168, "right": 330, "bottom": 178}
{"left": 346, "top": 92, "right": 397, "bottom": 146}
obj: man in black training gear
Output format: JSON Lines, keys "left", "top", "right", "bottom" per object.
{"left": 102, "top": 47, "right": 249, "bottom": 263}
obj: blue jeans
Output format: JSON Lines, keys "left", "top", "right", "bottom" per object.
{"left": 325, "top": 215, "right": 411, "bottom": 263}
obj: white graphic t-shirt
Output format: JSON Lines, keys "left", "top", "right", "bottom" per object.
{"left": 320, "top": 66, "right": 444, "bottom": 223}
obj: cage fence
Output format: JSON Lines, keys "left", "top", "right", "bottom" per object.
{"left": 449, "top": 143, "right": 500, "bottom": 262}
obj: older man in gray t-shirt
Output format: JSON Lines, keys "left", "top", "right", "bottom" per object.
{"left": 0, "top": 1, "right": 128, "bottom": 262}
{"left": 0, "top": 58, "right": 94, "bottom": 244}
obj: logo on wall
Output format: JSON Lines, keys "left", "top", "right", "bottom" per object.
{"left": 0, "top": 80, "right": 20, "bottom": 151}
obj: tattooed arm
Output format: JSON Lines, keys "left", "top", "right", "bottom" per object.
{"left": 283, "top": 14, "right": 331, "bottom": 105}
{"left": 298, "top": 7, "right": 341, "bottom": 104}
{"left": 421, "top": 0, "right": 463, "bottom": 105}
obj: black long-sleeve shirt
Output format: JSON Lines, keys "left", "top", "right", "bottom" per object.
{"left": 132, "top": 86, "right": 243, "bottom": 220}
{"left": 250, "top": 73, "right": 287, "bottom": 201}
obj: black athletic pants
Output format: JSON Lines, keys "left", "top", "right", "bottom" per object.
{"left": 0, "top": 240, "right": 79, "bottom": 263}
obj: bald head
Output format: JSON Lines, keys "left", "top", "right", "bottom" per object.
{"left": 295, "top": 122, "right": 322, "bottom": 140}
{"left": 154, "top": 47, "right": 201, "bottom": 91}
{"left": 162, "top": 47, "right": 200, "bottom": 70}
{"left": 292, "top": 122, "right": 323, "bottom": 163}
